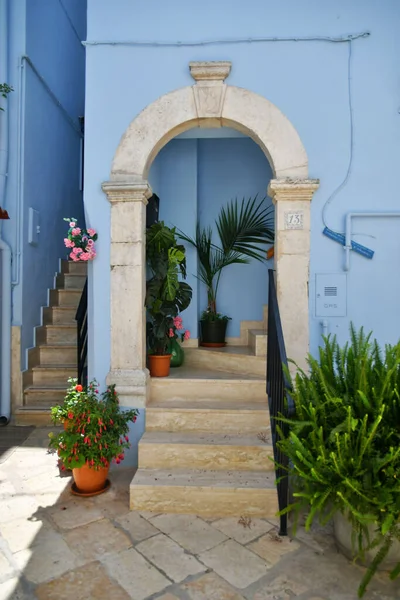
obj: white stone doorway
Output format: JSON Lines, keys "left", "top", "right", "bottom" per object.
{"left": 102, "top": 61, "right": 319, "bottom": 407}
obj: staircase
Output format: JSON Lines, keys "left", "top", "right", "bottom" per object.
{"left": 15, "top": 260, "right": 87, "bottom": 426}
{"left": 130, "top": 313, "right": 278, "bottom": 518}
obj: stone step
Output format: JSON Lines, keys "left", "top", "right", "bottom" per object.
{"left": 150, "top": 372, "right": 266, "bottom": 403}
{"left": 50, "top": 289, "right": 82, "bottom": 308}
{"left": 24, "top": 386, "right": 67, "bottom": 407}
{"left": 56, "top": 273, "right": 86, "bottom": 290}
{"left": 239, "top": 320, "right": 264, "bottom": 345}
{"left": 35, "top": 324, "right": 77, "bottom": 345}
{"left": 248, "top": 329, "right": 268, "bottom": 357}
{"left": 31, "top": 364, "right": 76, "bottom": 385}
{"left": 14, "top": 407, "right": 53, "bottom": 427}
{"left": 37, "top": 344, "right": 77, "bottom": 365}
{"left": 139, "top": 431, "right": 273, "bottom": 472}
{"left": 130, "top": 468, "right": 278, "bottom": 517}
{"left": 146, "top": 399, "right": 270, "bottom": 433}
{"left": 43, "top": 306, "right": 76, "bottom": 325}
{"left": 61, "top": 259, "right": 88, "bottom": 276}
{"left": 185, "top": 347, "right": 265, "bottom": 377}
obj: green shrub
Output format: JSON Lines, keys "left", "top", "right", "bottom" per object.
{"left": 277, "top": 325, "right": 400, "bottom": 597}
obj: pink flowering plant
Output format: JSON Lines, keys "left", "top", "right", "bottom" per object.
{"left": 49, "top": 379, "right": 138, "bottom": 470}
{"left": 63, "top": 217, "right": 98, "bottom": 262}
{"left": 168, "top": 316, "right": 190, "bottom": 343}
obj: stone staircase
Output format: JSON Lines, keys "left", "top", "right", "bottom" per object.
{"left": 15, "top": 260, "right": 87, "bottom": 426}
{"left": 130, "top": 313, "right": 277, "bottom": 518}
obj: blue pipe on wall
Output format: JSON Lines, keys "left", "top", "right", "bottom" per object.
{"left": 344, "top": 212, "right": 400, "bottom": 271}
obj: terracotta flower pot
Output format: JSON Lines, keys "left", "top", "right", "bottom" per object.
{"left": 72, "top": 463, "right": 109, "bottom": 494}
{"left": 148, "top": 354, "right": 172, "bottom": 377}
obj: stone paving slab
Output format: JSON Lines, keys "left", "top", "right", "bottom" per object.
{"left": 105, "top": 547, "right": 171, "bottom": 599}
{"left": 212, "top": 517, "right": 274, "bottom": 544}
{"left": 0, "top": 427, "right": 34, "bottom": 464}
{"left": 136, "top": 534, "right": 206, "bottom": 583}
{"left": 35, "top": 561, "right": 131, "bottom": 600}
{"left": 0, "top": 427, "right": 400, "bottom": 600}
{"left": 115, "top": 511, "right": 159, "bottom": 543}
{"left": 198, "top": 539, "right": 270, "bottom": 589}
{"left": 181, "top": 571, "right": 245, "bottom": 599}
{"left": 149, "top": 513, "right": 228, "bottom": 553}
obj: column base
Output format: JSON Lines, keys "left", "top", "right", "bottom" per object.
{"left": 106, "top": 369, "right": 150, "bottom": 408}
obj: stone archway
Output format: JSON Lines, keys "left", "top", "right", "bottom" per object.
{"left": 102, "top": 61, "right": 319, "bottom": 407}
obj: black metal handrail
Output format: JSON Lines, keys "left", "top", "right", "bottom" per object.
{"left": 267, "top": 269, "right": 294, "bottom": 536}
{"left": 75, "top": 278, "right": 88, "bottom": 386}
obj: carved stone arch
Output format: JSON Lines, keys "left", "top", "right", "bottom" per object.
{"left": 111, "top": 62, "right": 308, "bottom": 181}
{"left": 102, "top": 62, "right": 319, "bottom": 406}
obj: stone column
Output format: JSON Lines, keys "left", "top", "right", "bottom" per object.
{"left": 101, "top": 180, "right": 152, "bottom": 407}
{"left": 268, "top": 179, "right": 320, "bottom": 370}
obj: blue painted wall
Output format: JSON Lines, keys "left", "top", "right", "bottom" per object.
{"left": 198, "top": 137, "right": 272, "bottom": 337}
{"left": 4, "top": 0, "right": 86, "bottom": 366}
{"left": 150, "top": 135, "right": 272, "bottom": 338}
{"left": 151, "top": 139, "right": 199, "bottom": 338}
{"left": 85, "top": 0, "right": 400, "bottom": 388}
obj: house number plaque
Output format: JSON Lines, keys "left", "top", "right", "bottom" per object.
{"left": 284, "top": 211, "right": 304, "bottom": 230}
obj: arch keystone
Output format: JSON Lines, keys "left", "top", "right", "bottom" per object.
{"left": 189, "top": 61, "right": 232, "bottom": 125}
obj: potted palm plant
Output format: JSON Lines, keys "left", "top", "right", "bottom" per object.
{"left": 277, "top": 326, "right": 400, "bottom": 598}
{"left": 146, "top": 222, "right": 192, "bottom": 377}
{"left": 179, "top": 196, "right": 274, "bottom": 346}
{"left": 49, "top": 379, "right": 138, "bottom": 495}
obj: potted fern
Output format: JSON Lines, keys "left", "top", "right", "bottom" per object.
{"left": 146, "top": 222, "right": 192, "bottom": 377}
{"left": 179, "top": 196, "right": 274, "bottom": 346}
{"left": 277, "top": 326, "right": 400, "bottom": 597}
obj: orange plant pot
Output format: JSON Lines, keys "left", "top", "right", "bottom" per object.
{"left": 72, "top": 464, "right": 109, "bottom": 494}
{"left": 148, "top": 354, "right": 172, "bottom": 377}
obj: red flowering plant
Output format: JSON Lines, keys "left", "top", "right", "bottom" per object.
{"left": 49, "top": 379, "right": 138, "bottom": 470}
{"left": 63, "top": 217, "right": 98, "bottom": 262}
{"left": 168, "top": 316, "right": 190, "bottom": 343}
{"left": 50, "top": 378, "right": 86, "bottom": 424}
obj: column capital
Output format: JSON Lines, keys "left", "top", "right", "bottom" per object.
{"left": 268, "top": 178, "right": 320, "bottom": 203}
{"left": 102, "top": 180, "right": 153, "bottom": 204}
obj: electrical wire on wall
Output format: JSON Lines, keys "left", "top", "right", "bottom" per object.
{"left": 321, "top": 40, "right": 354, "bottom": 235}
{"left": 83, "top": 31, "right": 371, "bottom": 238}
{"left": 82, "top": 32, "right": 370, "bottom": 47}
{"left": 83, "top": 30, "right": 373, "bottom": 241}
{"left": 320, "top": 40, "right": 375, "bottom": 242}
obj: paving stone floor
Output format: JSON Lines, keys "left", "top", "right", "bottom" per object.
{"left": 0, "top": 427, "right": 399, "bottom": 600}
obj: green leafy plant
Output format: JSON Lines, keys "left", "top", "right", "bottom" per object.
{"left": 49, "top": 379, "right": 138, "bottom": 469}
{"left": 0, "top": 83, "right": 13, "bottom": 111}
{"left": 200, "top": 309, "right": 231, "bottom": 323}
{"left": 277, "top": 325, "right": 400, "bottom": 597}
{"left": 178, "top": 196, "right": 274, "bottom": 319}
{"left": 146, "top": 222, "right": 192, "bottom": 355}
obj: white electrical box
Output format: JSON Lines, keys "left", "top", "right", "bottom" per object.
{"left": 315, "top": 273, "right": 347, "bottom": 317}
{"left": 28, "top": 208, "right": 40, "bottom": 246}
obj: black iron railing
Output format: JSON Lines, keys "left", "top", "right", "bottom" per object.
{"left": 76, "top": 278, "right": 88, "bottom": 386}
{"left": 267, "top": 269, "right": 294, "bottom": 536}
